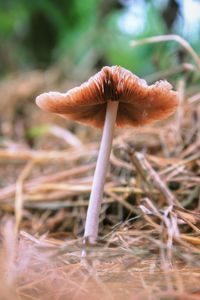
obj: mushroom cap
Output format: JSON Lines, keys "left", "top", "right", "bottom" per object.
{"left": 36, "top": 66, "right": 179, "bottom": 128}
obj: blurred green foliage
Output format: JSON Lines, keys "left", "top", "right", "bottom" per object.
{"left": 0, "top": 0, "right": 200, "bottom": 77}
{"left": 26, "top": 124, "right": 51, "bottom": 139}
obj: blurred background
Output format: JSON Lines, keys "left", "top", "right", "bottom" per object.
{"left": 1, "top": 0, "right": 200, "bottom": 137}
{"left": 1, "top": 0, "right": 200, "bottom": 77}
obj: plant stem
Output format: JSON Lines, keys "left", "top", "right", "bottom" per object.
{"left": 84, "top": 100, "right": 119, "bottom": 243}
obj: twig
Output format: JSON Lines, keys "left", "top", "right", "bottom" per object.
{"left": 131, "top": 34, "right": 200, "bottom": 71}
{"left": 0, "top": 163, "right": 95, "bottom": 201}
{"left": 0, "top": 144, "right": 97, "bottom": 163}
{"left": 15, "top": 160, "right": 35, "bottom": 233}
{"left": 49, "top": 125, "right": 83, "bottom": 147}
{"left": 188, "top": 92, "right": 200, "bottom": 104}
{"left": 159, "top": 153, "right": 200, "bottom": 176}
{"left": 175, "top": 79, "right": 185, "bottom": 150}
{"left": 105, "top": 190, "right": 138, "bottom": 214}
{"left": 144, "top": 63, "right": 196, "bottom": 83}
{"left": 128, "top": 148, "right": 178, "bottom": 207}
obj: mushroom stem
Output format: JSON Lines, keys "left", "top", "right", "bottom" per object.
{"left": 84, "top": 100, "right": 119, "bottom": 243}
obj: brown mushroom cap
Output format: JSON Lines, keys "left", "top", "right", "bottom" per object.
{"left": 36, "top": 66, "right": 179, "bottom": 128}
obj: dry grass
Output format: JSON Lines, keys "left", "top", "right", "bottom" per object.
{"left": 0, "top": 219, "right": 200, "bottom": 300}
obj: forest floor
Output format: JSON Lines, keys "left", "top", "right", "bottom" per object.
{"left": 0, "top": 61, "right": 200, "bottom": 299}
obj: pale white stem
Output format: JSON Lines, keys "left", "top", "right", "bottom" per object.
{"left": 84, "top": 100, "right": 119, "bottom": 243}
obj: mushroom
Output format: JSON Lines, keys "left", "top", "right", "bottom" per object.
{"left": 36, "top": 66, "right": 179, "bottom": 244}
